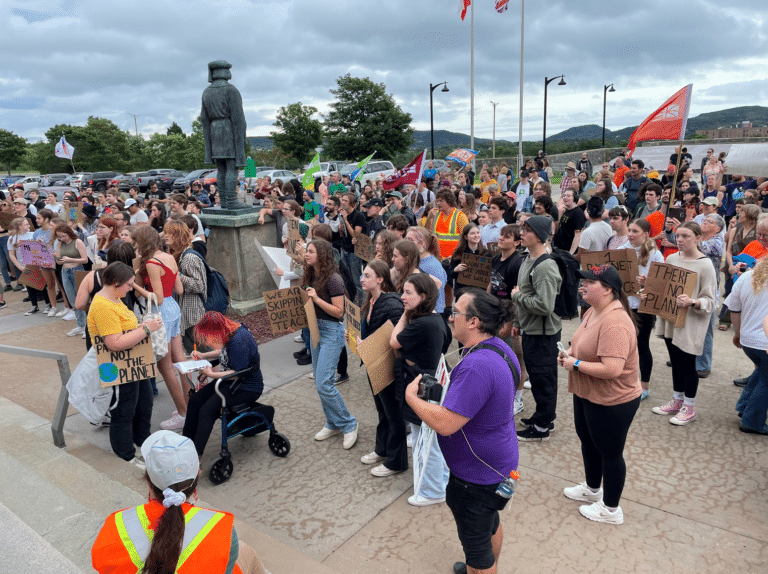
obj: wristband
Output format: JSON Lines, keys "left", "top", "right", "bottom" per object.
{"left": 573, "top": 359, "right": 580, "bottom": 372}
{"left": 142, "top": 325, "right": 151, "bottom": 337}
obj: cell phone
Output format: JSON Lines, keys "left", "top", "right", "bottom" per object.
{"left": 557, "top": 342, "right": 569, "bottom": 357}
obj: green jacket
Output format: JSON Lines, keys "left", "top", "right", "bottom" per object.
{"left": 511, "top": 254, "right": 562, "bottom": 335}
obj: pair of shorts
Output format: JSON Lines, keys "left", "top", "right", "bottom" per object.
{"left": 157, "top": 296, "right": 181, "bottom": 342}
{"left": 445, "top": 474, "right": 511, "bottom": 570}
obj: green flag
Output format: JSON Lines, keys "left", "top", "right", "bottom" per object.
{"left": 352, "top": 152, "right": 376, "bottom": 182}
{"left": 302, "top": 153, "right": 321, "bottom": 190}
{"left": 244, "top": 157, "right": 258, "bottom": 178}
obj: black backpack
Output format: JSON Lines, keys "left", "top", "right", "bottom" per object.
{"left": 183, "top": 249, "right": 230, "bottom": 314}
{"left": 531, "top": 248, "right": 580, "bottom": 320}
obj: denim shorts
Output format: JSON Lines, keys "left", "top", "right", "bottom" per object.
{"left": 445, "top": 474, "right": 510, "bottom": 570}
{"left": 157, "top": 296, "right": 181, "bottom": 341}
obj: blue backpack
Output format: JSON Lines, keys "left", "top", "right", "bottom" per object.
{"left": 183, "top": 249, "right": 230, "bottom": 314}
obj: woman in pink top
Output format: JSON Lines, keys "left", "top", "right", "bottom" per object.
{"left": 558, "top": 264, "right": 641, "bottom": 526}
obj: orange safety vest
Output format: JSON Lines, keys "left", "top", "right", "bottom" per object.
{"left": 92, "top": 501, "right": 242, "bottom": 574}
{"left": 432, "top": 208, "right": 465, "bottom": 259}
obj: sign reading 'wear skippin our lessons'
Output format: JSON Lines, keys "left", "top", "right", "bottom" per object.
{"left": 93, "top": 333, "right": 156, "bottom": 387}
{"left": 263, "top": 287, "right": 308, "bottom": 335}
{"left": 639, "top": 262, "right": 697, "bottom": 328}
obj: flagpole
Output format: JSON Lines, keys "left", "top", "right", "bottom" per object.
{"left": 518, "top": 0, "right": 525, "bottom": 173}
{"left": 661, "top": 139, "right": 686, "bottom": 233}
{"left": 470, "top": 0, "right": 475, "bottom": 172}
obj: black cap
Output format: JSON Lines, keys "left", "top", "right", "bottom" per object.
{"left": 577, "top": 264, "right": 623, "bottom": 294}
{"left": 363, "top": 198, "right": 384, "bottom": 208}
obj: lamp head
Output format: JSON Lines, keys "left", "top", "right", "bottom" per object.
{"left": 608, "top": 85, "right": 616, "bottom": 92}
{"left": 441, "top": 84, "right": 449, "bottom": 92}
{"left": 558, "top": 77, "right": 566, "bottom": 86}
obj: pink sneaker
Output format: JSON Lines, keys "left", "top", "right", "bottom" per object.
{"left": 670, "top": 404, "right": 697, "bottom": 425}
{"left": 652, "top": 398, "right": 683, "bottom": 415}
{"left": 160, "top": 411, "right": 186, "bottom": 430}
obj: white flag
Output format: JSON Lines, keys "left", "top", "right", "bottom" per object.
{"left": 54, "top": 136, "right": 75, "bottom": 160}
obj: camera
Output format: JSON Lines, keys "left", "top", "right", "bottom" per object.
{"left": 417, "top": 374, "right": 443, "bottom": 402}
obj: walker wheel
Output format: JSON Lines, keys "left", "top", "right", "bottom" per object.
{"left": 268, "top": 432, "right": 291, "bottom": 457}
{"left": 209, "top": 457, "right": 233, "bottom": 485}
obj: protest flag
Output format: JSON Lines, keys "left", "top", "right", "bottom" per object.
{"left": 351, "top": 152, "right": 376, "bottom": 182}
{"left": 495, "top": 0, "right": 509, "bottom": 13}
{"left": 445, "top": 148, "right": 478, "bottom": 168}
{"left": 302, "top": 153, "right": 321, "bottom": 190}
{"left": 55, "top": 135, "right": 75, "bottom": 160}
{"left": 460, "top": 0, "right": 471, "bottom": 20}
{"left": 627, "top": 84, "right": 693, "bottom": 153}
{"left": 383, "top": 149, "right": 427, "bottom": 191}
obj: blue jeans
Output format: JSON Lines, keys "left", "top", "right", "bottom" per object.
{"left": 411, "top": 422, "right": 449, "bottom": 500}
{"left": 61, "top": 266, "right": 86, "bottom": 328}
{"left": 695, "top": 312, "right": 716, "bottom": 372}
{"left": 736, "top": 346, "right": 768, "bottom": 433}
{"left": 0, "top": 235, "right": 15, "bottom": 285}
{"left": 311, "top": 319, "right": 356, "bottom": 433}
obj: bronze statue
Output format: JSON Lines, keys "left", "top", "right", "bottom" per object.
{"left": 201, "top": 60, "right": 251, "bottom": 211}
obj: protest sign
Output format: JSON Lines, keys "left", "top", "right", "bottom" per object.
{"left": 93, "top": 333, "right": 156, "bottom": 387}
{"left": 357, "top": 320, "right": 397, "bottom": 394}
{"left": 345, "top": 298, "right": 361, "bottom": 355}
{"left": 458, "top": 253, "right": 493, "bottom": 288}
{"left": 580, "top": 248, "right": 640, "bottom": 295}
{"left": 303, "top": 298, "right": 320, "bottom": 348}
{"left": 255, "top": 239, "right": 295, "bottom": 289}
{"left": 0, "top": 211, "right": 19, "bottom": 228}
{"left": 287, "top": 218, "right": 302, "bottom": 257}
{"left": 639, "top": 262, "right": 697, "bottom": 327}
{"left": 19, "top": 240, "right": 57, "bottom": 269}
{"left": 62, "top": 200, "right": 84, "bottom": 224}
{"left": 74, "top": 270, "right": 90, "bottom": 292}
{"left": 485, "top": 242, "right": 499, "bottom": 256}
{"left": 263, "top": 287, "right": 308, "bottom": 335}
{"left": 18, "top": 265, "right": 46, "bottom": 290}
{"left": 354, "top": 232, "right": 374, "bottom": 262}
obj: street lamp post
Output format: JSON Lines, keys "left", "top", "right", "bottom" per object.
{"left": 602, "top": 84, "right": 615, "bottom": 148}
{"left": 542, "top": 75, "right": 566, "bottom": 155}
{"left": 430, "top": 82, "right": 450, "bottom": 160}
{"left": 490, "top": 101, "right": 498, "bottom": 159}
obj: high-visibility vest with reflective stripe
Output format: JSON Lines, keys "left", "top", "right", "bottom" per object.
{"left": 92, "top": 502, "right": 242, "bottom": 574}
{"left": 433, "top": 208, "right": 464, "bottom": 259}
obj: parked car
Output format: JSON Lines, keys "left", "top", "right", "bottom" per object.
{"left": 203, "top": 170, "right": 218, "bottom": 190}
{"left": 13, "top": 176, "right": 41, "bottom": 192}
{"left": 254, "top": 169, "right": 299, "bottom": 187}
{"left": 115, "top": 172, "right": 141, "bottom": 192}
{"left": 43, "top": 173, "right": 70, "bottom": 186}
{"left": 339, "top": 160, "right": 396, "bottom": 191}
{"left": 172, "top": 168, "right": 215, "bottom": 192}
{"left": 86, "top": 172, "right": 122, "bottom": 192}
{"left": 135, "top": 169, "right": 174, "bottom": 191}
{"left": 155, "top": 170, "right": 188, "bottom": 191}
{"left": 70, "top": 173, "right": 91, "bottom": 189}
{"left": 303, "top": 161, "right": 348, "bottom": 183}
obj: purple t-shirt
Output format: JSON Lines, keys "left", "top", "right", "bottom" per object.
{"left": 438, "top": 337, "right": 519, "bottom": 485}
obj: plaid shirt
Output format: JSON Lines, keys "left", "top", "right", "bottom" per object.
{"left": 176, "top": 251, "right": 207, "bottom": 331}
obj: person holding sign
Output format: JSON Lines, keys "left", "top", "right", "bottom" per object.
{"left": 623, "top": 219, "right": 665, "bottom": 400}
{"left": 649, "top": 222, "right": 717, "bottom": 425}
{"left": 54, "top": 223, "right": 89, "bottom": 337}
{"left": 87, "top": 262, "right": 163, "bottom": 464}
{"left": 558, "top": 264, "right": 641, "bottom": 525}
{"left": 32, "top": 209, "right": 60, "bottom": 317}
{"left": 305, "top": 239, "right": 359, "bottom": 449}
{"left": 447, "top": 223, "right": 488, "bottom": 296}
{"left": 405, "top": 289, "right": 518, "bottom": 574}
{"left": 358, "top": 260, "right": 407, "bottom": 476}
{"left": 8, "top": 217, "right": 47, "bottom": 316}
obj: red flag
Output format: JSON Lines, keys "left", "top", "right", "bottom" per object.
{"left": 383, "top": 150, "right": 427, "bottom": 191}
{"left": 627, "top": 84, "right": 693, "bottom": 153}
{"left": 460, "top": 0, "right": 471, "bottom": 20}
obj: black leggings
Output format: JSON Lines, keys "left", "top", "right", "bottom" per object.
{"left": 664, "top": 338, "right": 699, "bottom": 398}
{"left": 27, "top": 285, "right": 49, "bottom": 308}
{"left": 632, "top": 310, "right": 656, "bottom": 383}
{"left": 573, "top": 394, "right": 640, "bottom": 508}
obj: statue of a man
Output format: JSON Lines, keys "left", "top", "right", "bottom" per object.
{"left": 201, "top": 60, "right": 251, "bottom": 210}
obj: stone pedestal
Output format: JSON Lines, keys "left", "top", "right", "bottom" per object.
{"left": 199, "top": 209, "right": 279, "bottom": 313}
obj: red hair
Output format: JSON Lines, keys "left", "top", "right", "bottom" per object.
{"left": 194, "top": 311, "right": 242, "bottom": 348}
{"left": 98, "top": 216, "right": 120, "bottom": 249}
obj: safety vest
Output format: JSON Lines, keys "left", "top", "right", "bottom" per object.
{"left": 433, "top": 208, "right": 464, "bottom": 259}
{"left": 92, "top": 502, "right": 242, "bottom": 574}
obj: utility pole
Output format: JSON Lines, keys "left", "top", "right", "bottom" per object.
{"left": 490, "top": 101, "right": 498, "bottom": 159}
{"left": 127, "top": 113, "right": 139, "bottom": 137}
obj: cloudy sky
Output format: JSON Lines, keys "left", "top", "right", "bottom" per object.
{"left": 2, "top": 0, "right": 767, "bottom": 144}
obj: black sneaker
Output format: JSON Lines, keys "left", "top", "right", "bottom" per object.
{"left": 24, "top": 306, "right": 39, "bottom": 316}
{"left": 734, "top": 377, "right": 748, "bottom": 388}
{"left": 453, "top": 562, "right": 467, "bottom": 574}
{"left": 517, "top": 425, "right": 550, "bottom": 441}
{"left": 0, "top": 300, "right": 6, "bottom": 309}
{"left": 335, "top": 373, "right": 350, "bottom": 385}
{"left": 296, "top": 354, "right": 312, "bottom": 365}
{"left": 13, "top": 284, "right": 24, "bottom": 292}
{"left": 23, "top": 296, "right": 31, "bottom": 302}
{"left": 519, "top": 417, "right": 555, "bottom": 432}
{"left": 293, "top": 349, "right": 309, "bottom": 359}
{"left": 3, "top": 285, "right": 11, "bottom": 292}
{"left": 739, "top": 424, "right": 768, "bottom": 435}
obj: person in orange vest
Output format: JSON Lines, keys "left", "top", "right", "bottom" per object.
{"left": 429, "top": 189, "right": 469, "bottom": 317}
{"left": 92, "top": 430, "right": 269, "bottom": 574}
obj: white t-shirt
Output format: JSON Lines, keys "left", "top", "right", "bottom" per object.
{"left": 130, "top": 209, "right": 149, "bottom": 226}
{"left": 9, "top": 231, "right": 34, "bottom": 264}
{"left": 46, "top": 203, "right": 63, "bottom": 215}
{"left": 578, "top": 220, "right": 612, "bottom": 252}
{"left": 724, "top": 269, "right": 768, "bottom": 350}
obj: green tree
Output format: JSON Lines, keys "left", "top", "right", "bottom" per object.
{"left": 270, "top": 103, "right": 323, "bottom": 165}
{"left": 0, "top": 129, "right": 28, "bottom": 174}
{"left": 323, "top": 75, "right": 413, "bottom": 161}
{"left": 167, "top": 122, "right": 185, "bottom": 137}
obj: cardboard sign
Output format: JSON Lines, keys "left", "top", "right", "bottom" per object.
{"left": 62, "top": 200, "right": 84, "bottom": 224}
{"left": 255, "top": 239, "right": 295, "bottom": 289}
{"left": 667, "top": 207, "right": 686, "bottom": 223}
{"left": 19, "top": 240, "right": 57, "bottom": 269}
{"left": 93, "top": 332, "right": 157, "bottom": 387}
{"left": 304, "top": 298, "right": 320, "bottom": 348}
{"left": 345, "top": 298, "right": 361, "bottom": 356}
{"left": 263, "top": 287, "right": 308, "bottom": 335}
{"left": 639, "top": 262, "right": 698, "bottom": 328}
{"left": 580, "top": 248, "right": 640, "bottom": 295}
{"left": 458, "top": 253, "right": 493, "bottom": 288}
{"left": 18, "top": 265, "right": 46, "bottom": 290}
{"left": 287, "top": 218, "right": 302, "bottom": 257}
{"left": 0, "top": 211, "right": 20, "bottom": 229}
{"left": 74, "top": 270, "right": 90, "bottom": 292}
{"left": 485, "top": 242, "right": 500, "bottom": 256}
{"left": 354, "top": 232, "right": 375, "bottom": 262}
{"left": 357, "top": 320, "right": 397, "bottom": 394}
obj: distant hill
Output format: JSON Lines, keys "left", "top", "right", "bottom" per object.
{"left": 247, "top": 136, "right": 273, "bottom": 149}
{"left": 410, "top": 130, "right": 513, "bottom": 149}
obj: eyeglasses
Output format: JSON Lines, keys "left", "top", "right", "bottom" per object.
{"left": 450, "top": 309, "right": 472, "bottom": 319}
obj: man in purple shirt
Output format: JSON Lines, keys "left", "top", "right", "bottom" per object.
{"left": 406, "top": 289, "right": 519, "bottom": 574}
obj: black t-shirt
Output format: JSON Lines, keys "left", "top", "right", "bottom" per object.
{"left": 313, "top": 273, "right": 345, "bottom": 323}
{"left": 340, "top": 209, "right": 366, "bottom": 251}
{"left": 553, "top": 206, "right": 586, "bottom": 252}
{"left": 396, "top": 313, "right": 450, "bottom": 370}
{"left": 326, "top": 213, "right": 344, "bottom": 250}
{"left": 145, "top": 189, "right": 167, "bottom": 202}
{"left": 490, "top": 251, "right": 524, "bottom": 299}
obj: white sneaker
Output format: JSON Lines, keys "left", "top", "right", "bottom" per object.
{"left": 523, "top": 379, "right": 531, "bottom": 389}
{"left": 514, "top": 396, "right": 524, "bottom": 415}
{"left": 314, "top": 427, "right": 342, "bottom": 441}
{"left": 160, "top": 412, "right": 186, "bottom": 430}
{"left": 579, "top": 500, "right": 623, "bottom": 524}
{"left": 47, "top": 306, "right": 58, "bottom": 317}
{"left": 129, "top": 456, "right": 146, "bottom": 470}
{"left": 294, "top": 335, "right": 303, "bottom": 342}
{"left": 82, "top": 332, "right": 87, "bottom": 339}
{"left": 43, "top": 304, "right": 52, "bottom": 314}
{"left": 564, "top": 482, "right": 603, "bottom": 503}
{"left": 55, "top": 308, "right": 69, "bottom": 317}
{"left": 342, "top": 426, "right": 358, "bottom": 449}
{"left": 408, "top": 494, "right": 445, "bottom": 507}
{"left": 67, "top": 326, "right": 85, "bottom": 337}
{"left": 61, "top": 309, "right": 76, "bottom": 321}
{"left": 406, "top": 433, "right": 414, "bottom": 448}
{"left": 361, "top": 451, "right": 385, "bottom": 465}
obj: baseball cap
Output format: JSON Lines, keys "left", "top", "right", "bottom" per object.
{"left": 384, "top": 191, "right": 403, "bottom": 199}
{"left": 702, "top": 197, "right": 719, "bottom": 206}
{"left": 141, "top": 430, "right": 200, "bottom": 490}
{"left": 13, "top": 197, "right": 28, "bottom": 205}
{"left": 577, "top": 264, "right": 623, "bottom": 294}
{"left": 363, "top": 198, "right": 384, "bottom": 208}
{"left": 124, "top": 198, "right": 138, "bottom": 208}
